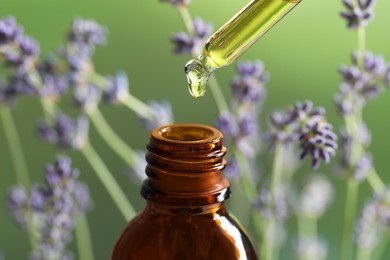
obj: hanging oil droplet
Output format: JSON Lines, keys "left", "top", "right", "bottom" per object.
{"left": 185, "top": 59, "right": 212, "bottom": 98}
{"left": 184, "top": 0, "right": 302, "bottom": 98}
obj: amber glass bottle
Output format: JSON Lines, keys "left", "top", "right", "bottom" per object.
{"left": 111, "top": 124, "right": 258, "bottom": 260}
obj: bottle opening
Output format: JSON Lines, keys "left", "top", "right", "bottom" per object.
{"left": 161, "top": 125, "right": 213, "bottom": 142}
{"left": 153, "top": 124, "right": 221, "bottom": 144}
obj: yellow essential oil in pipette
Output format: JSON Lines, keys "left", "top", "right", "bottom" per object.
{"left": 185, "top": 0, "right": 302, "bottom": 98}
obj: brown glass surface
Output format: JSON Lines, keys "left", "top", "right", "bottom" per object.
{"left": 112, "top": 202, "right": 257, "bottom": 260}
{"left": 111, "top": 124, "right": 258, "bottom": 259}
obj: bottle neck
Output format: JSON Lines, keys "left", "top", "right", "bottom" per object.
{"left": 146, "top": 201, "right": 227, "bottom": 216}
{"left": 140, "top": 124, "right": 230, "bottom": 207}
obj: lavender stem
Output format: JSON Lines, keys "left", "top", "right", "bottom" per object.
{"left": 179, "top": 8, "right": 194, "bottom": 35}
{"left": 340, "top": 179, "right": 359, "bottom": 260}
{"left": 122, "top": 94, "right": 156, "bottom": 122}
{"left": 0, "top": 107, "right": 30, "bottom": 188}
{"left": 75, "top": 214, "right": 94, "bottom": 260}
{"left": 0, "top": 107, "right": 36, "bottom": 250}
{"left": 366, "top": 168, "right": 386, "bottom": 193}
{"left": 81, "top": 142, "right": 135, "bottom": 220}
{"left": 88, "top": 108, "right": 137, "bottom": 168}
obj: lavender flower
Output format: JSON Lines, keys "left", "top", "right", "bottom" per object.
{"left": 295, "top": 236, "right": 328, "bottom": 260}
{"left": 68, "top": 18, "right": 107, "bottom": 49}
{"left": 265, "top": 101, "right": 337, "bottom": 169}
{"left": 0, "top": 16, "right": 21, "bottom": 46}
{"left": 216, "top": 111, "right": 260, "bottom": 158}
{"left": 231, "top": 60, "right": 268, "bottom": 106}
{"left": 335, "top": 51, "right": 389, "bottom": 115}
{"left": 171, "top": 17, "right": 213, "bottom": 57}
{"left": 341, "top": 0, "right": 375, "bottom": 28}
{"left": 252, "top": 187, "right": 288, "bottom": 220}
{"left": 138, "top": 100, "right": 174, "bottom": 130}
{"left": 103, "top": 71, "right": 129, "bottom": 104}
{"left": 73, "top": 83, "right": 102, "bottom": 113}
{"left": 236, "top": 111, "right": 260, "bottom": 158}
{"left": 37, "top": 56, "right": 68, "bottom": 100}
{"left": 7, "top": 186, "right": 29, "bottom": 226}
{"left": 297, "top": 175, "right": 334, "bottom": 218}
{"left": 37, "top": 113, "right": 89, "bottom": 150}
{"left": 355, "top": 186, "right": 390, "bottom": 249}
{"left": 216, "top": 112, "right": 239, "bottom": 142}
{"left": 128, "top": 150, "right": 147, "bottom": 183}
{"left": 8, "top": 157, "right": 92, "bottom": 259}
{"left": 160, "top": 0, "right": 191, "bottom": 8}
{"left": 223, "top": 156, "right": 240, "bottom": 180}
{"left": 299, "top": 121, "right": 338, "bottom": 169}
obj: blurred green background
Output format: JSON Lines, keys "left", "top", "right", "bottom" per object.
{"left": 1, "top": 0, "right": 390, "bottom": 259}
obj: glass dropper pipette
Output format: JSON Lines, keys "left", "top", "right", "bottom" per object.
{"left": 185, "top": 0, "right": 302, "bottom": 98}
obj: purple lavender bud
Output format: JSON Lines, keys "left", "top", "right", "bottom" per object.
{"left": 44, "top": 157, "right": 79, "bottom": 192}
{"left": 384, "top": 66, "right": 390, "bottom": 87}
{"left": 341, "top": 0, "right": 375, "bottom": 29}
{"left": 231, "top": 60, "right": 268, "bottom": 105}
{"left": 223, "top": 156, "right": 240, "bottom": 180}
{"left": 36, "top": 56, "right": 68, "bottom": 99}
{"left": 170, "top": 32, "right": 194, "bottom": 54}
{"left": 0, "top": 78, "right": 20, "bottom": 105}
{"left": 30, "top": 185, "right": 51, "bottom": 211}
{"left": 73, "top": 83, "right": 102, "bottom": 113}
{"left": 73, "top": 182, "right": 93, "bottom": 214}
{"left": 0, "top": 16, "right": 22, "bottom": 46}
{"left": 68, "top": 18, "right": 107, "bottom": 47}
{"left": 18, "top": 36, "right": 39, "bottom": 57}
{"left": 238, "top": 112, "right": 258, "bottom": 137}
{"left": 103, "top": 71, "right": 129, "bottom": 104}
{"left": 358, "top": 0, "right": 375, "bottom": 10}
{"left": 300, "top": 122, "right": 338, "bottom": 169}
{"left": 37, "top": 113, "right": 89, "bottom": 150}
{"left": 39, "top": 74, "right": 68, "bottom": 99}
{"left": 216, "top": 112, "right": 239, "bottom": 141}
{"left": 128, "top": 150, "right": 147, "bottom": 183}
{"left": 353, "top": 153, "right": 373, "bottom": 182}
{"left": 355, "top": 200, "right": 380, "bottom": 249}
{"left": 253, "top": 187, "right": 288, "bottom": 220}
{"left": 7, "top": 186, "right": 28, "bottom": 225}
{"left": 160, "top": 0, "right": 191, "bottom": 8}
{"left": 138, "top": 100, "right": 174, "bottom": 130}
{"left": 171, "top": 17, "right": 212, "bottom": 57}
{"left": 298, "top": 175, "right": 334, "bottom": 218}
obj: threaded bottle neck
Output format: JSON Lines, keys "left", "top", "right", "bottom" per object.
{"left": 141, "top": 124, "right": 230, "bottom": 206}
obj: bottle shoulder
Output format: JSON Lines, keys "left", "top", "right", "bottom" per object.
{"left": 111, "top": 207, "right": 258, "bottom": 260}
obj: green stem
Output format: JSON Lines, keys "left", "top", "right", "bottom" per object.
{"left": 366, "top": 168, "right": 386, "bottom": 193}
{"left": 81, "top": 142, "right": 136, "bottom": 220}
{"left": 0, "top": 107, "right": 31, "bottom": 188}
{"left": 88, "top": 109, "right": 137, "bottom": 168}
{"left": 41, "top": 99, "right": 57, "bottom": 119}
{"left": 264, "top": 220, "right": 276, "bottom": 260}
{"left": 357, "top": 27, "right": 366, "bottom": 68}
{"left": 271, "top": 142, "right": 284, "bottom": 195}
{"left": 75, "top": 214, "right": 94, "bottom": 260}
{"left": 208, "top": 74, "right": 229, "bottom": 113}
{"left": 122, "top": 94, "right": 156, "bottom": 122}
{"left": 356, "top": 247, "right": 371, "bottom": 260}
{"left": 263, "top": 142, "right": 285, "bottom": 260}
{"left": 233, "top": 148, "right": 257, "bottom": 200}
{"left": 0, "top": 107, "right": 36, "bottom": 250}
{"left": 179, "top": 8, "right": 194, "bottom": 35}
{"left": 340, "top": 179, "right": 359, "bottom": 260}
